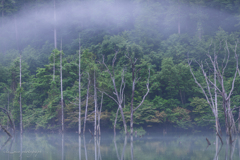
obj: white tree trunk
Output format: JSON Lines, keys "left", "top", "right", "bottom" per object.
{"left": 83, "top": 73, "right": 90, "bottom": 134}
{"left": 60, "top": 40, "right": 64, "bottom": 132}
{"left": 78, "top": 36, "right": 81, "bottom": 135}
{"left": 53, "top": 0, "right": 57, "bottom": 81}
{"left": 94, "top": 69, "right": 97, "bottom": 136}
{"left": 20, "top": 53, "right": 22, "bottom": 134}
{"left": 97, "top": 93, "right": 103, "bottom": 136}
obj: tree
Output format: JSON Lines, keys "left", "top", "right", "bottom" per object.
{"left": 102, "top": 51, "right": 127, "bottom": 134}
{"left": 94, "top": 69, "right": 97, "bottom": 136}
{"left": 83, "top": 73, "right": 90, "bottom": 135}
{"left": 188, "top": 40, "right": 238, "bottom": 137}
{"left": 125, "top": 53, "right": 150, "bottom": 135}
{"left": 78, "top": 36, "right": 81, "bottom": 135}
{"left": 53, "top": 0, "right": 57, "bottom": 81}
{"left": 60, "top": 39, "right": 64, "bottom": 132}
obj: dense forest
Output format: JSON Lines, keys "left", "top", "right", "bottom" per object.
{"left": 1, "top": 0, "right": 240, "bottom": 135}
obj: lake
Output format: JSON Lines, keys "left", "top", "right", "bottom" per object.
{"left": 0, "top": 131, "right": 239, "bottom": 160}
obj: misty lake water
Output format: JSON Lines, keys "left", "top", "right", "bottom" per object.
{"left": 0, "top": 131, "right": 239, "bottom": 160}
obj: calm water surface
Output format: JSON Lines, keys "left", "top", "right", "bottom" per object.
{"left": 0, "top": 131, "right": 239, "bottom": 160}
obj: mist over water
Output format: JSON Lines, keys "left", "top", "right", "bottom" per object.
{"left": 0, "top": 131, "right": 239, "bottom": 160}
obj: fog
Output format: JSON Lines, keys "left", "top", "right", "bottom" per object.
{"left": 0, "top": 0, "right": 237, "bottom": 55}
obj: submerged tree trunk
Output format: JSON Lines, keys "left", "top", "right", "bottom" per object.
{"left": 94, "top": 69, "right": 97, "bottom": 136}
{"left": 97, "top": 93, "right": 103, "bottom": 136}
{"left": 15, "top": 15, "right": 22, "bottom": 134}
{"left": 20, "top": 54, "right": 22, "bottom": 134}
{"left": 83, "top": 73, "right": 90, "bottom": 134}
{"left": 114, "top": 108, "right": 119, "bottom": 137}
{"left": 60, "top": 39, "right": 64, "bottom": 133}
{"left": 78, "top": 36, "right": 81, "bottom": 135}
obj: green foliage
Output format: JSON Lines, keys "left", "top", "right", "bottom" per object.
{"left": 1, "top": 0, "right": 240, "bottom": 132}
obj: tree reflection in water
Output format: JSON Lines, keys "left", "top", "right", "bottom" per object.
{"left": 114, "top": 135, "right": 127, "bottom": 160}
{"left": 61, "top": 133, "right": 64, "bottom": 160}
{"left": 1, "top": 133, "right": 240, "bottom": 159}
{"left": 79, "top": 135, "right": 81, "bottom": 160}
{"left": 83, "top": 136, "right": 88, "bottom": 160}
{"left": 20, "top": 134, "right": 22, "bottom": 160}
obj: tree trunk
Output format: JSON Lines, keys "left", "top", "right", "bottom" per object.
{"left": 60, "top": 40, "right": 64, "bottom": 133}
{"left": 177, "top": 0, "right": 181, "bottom": 34}
{"left": 20, "top": 54, "right": 22, "bottom": 134}
{"left": 1, "top": 0, "right": 4, "bottom": 27}
{"left": 7, "top": 92, "right": 9, "bottom": 130}
{"left": 97, "top": 93, "right": 103, "bottom": 136}
{"left": 130, "top": 62, "right": 135, "bottom": 135}
{"left": 102, "top": 52, "right": 127, "bottom": 134}
{"left": 94, "top": 69, "right": 97, "bottom": 136}
{"left": 119, "top": 105, "right": 127, "bottom": 135}
{"left": 224, "top": 98, "right": 237, "bottom": 135}
{"left": 114, "top": 108, "right": 119, "bottom": 137}
{"left": 53, "top": 0, "right": 57, "bottom": 49}
{"left": 238, "top": 107, "right": 240, "bottom": 134}
{"left": 1, "top": 0, "right": 5, "bottom": 54}
{"left": 214, "top": 59, "right": 219, "bottom": 134}
{"left": 83, "top": 73, "right": 90, "bottom": 134}
{"left": 78, "top": 36, "right": 81, "bottom": 135}
{"left": 53, "top": 0, "right": 57, "bottom": 81}
{"left": 14, "top": 15, "right": 22, "bottom": 134}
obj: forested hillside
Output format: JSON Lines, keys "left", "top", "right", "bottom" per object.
{"left": 1, "top": 0, "right": 240, "bottom": 133}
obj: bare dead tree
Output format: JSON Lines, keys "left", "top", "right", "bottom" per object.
{"left": 0, "top": 107, "right": 15, "bottom": 133}
{"left": 78, "top": 35, "right": 82, "bottom": 135}
{"left": 83, "top": 73, "right": 90, "bottom": 134}
{"left": 14, "top": 15, "right": 22, "bottom": 134}
{"left": 60, "top": 39, "right": 64, "bottom": 132}
{"left": 114, "top": 108, "right": 119, "bottom": 136}
{"left": 188, "top": 40, "right": 238, "bottom": 136}
{"left": 0, "top": 123, "right": 11, "bottom": 137}
{"left": 102, "top": 51, "right": 127, "bottom": 134}
{"left": 53, "top": 0, "right": 57, "bottom": 81}
{"left": 94, "top": 69, "right": 97, "bottom": 136}
{"left": 97, "top": 92, "right": 103, "bottom": 136}
{"left": 125, "top": 54, "right": 150, "bottom": 135}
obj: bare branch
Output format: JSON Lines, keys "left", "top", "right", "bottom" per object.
{"left": 133, "top": 69, "right": 150, "bottom": 112}
{"left": 97, "top": 88, "right": 118, "bottom": 105}
{"left": 188, "top": 58, "right": 214, "bottom": 111}
{"left": 226, "top": 42, "right": 238, "bottom": 101}
{"left": 222, "top": 41, "right": 230, "bottom": 75}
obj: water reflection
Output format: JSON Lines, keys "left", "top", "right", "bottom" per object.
{"left": 83, "top": 136, "right": 88, "bottom": 160}
{"left": 0, "top": 132, "right": 240, "bottom": 159}
{"left": 79, "top": 136, "right": 81, "bottom": 160}
{"left": 20, "top": 134, "right": 22, "bottom": 160}
{"left": 114, "top": 135, "right": 127, "bottom": 160}
{"left": 131, "top": 136, "right": 133, "bottom": 160}
{"left": 62, "top": 133, "right": 65, "bottom": 160}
